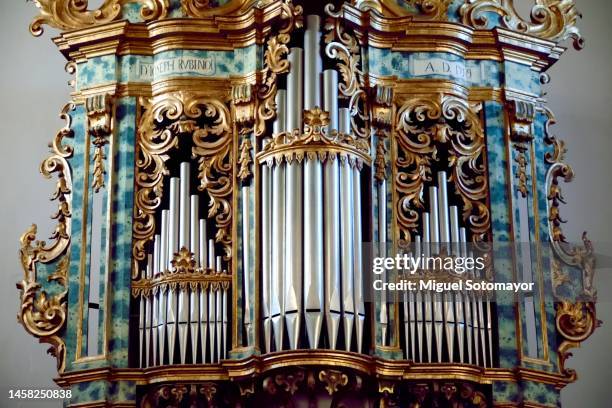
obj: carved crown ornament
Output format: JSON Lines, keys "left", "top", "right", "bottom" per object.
{"left": 257, "top": 107, "right": 371, "bottom": 166}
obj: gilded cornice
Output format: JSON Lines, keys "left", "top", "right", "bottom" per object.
{"left": 52, "top": 1, "right": 289, "bottom": 61}
{"left": 53, "top": 350, "right": 577, "bottom": 389}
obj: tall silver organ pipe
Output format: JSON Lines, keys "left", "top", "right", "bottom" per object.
{"left": 261, "top": 159, "right": 272, "bottom": 352}
{"left": 258, "top": 15, "right": 366, "bottom": 352}
{"left": 304, "top": 15, "right": 322, "bottom": 110}
{"left": 303, "top": 157, "right": 323, "bottom": 349}
{"left": 399, "top": 171, "right": 493, "bottom": 365}
{"left": 138, "top": 162, "right": 229, "bottom": 367}
{"left": 273, "top": 90, "right": 286, "bottom": 135}
{"left": 286, "top": 48, "right": 303, "bottom": 133}
{"left": 271, "top": 161, "right": 285, "bottom": 351}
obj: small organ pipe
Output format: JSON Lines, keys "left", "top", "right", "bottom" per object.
{"left": 168, "top": 177, "right": 179, "bottom": 269}
{"left": 323, "top": 69, "right": 339, "bottom": 132}
{"left": 216, "top": 256, "right": 222, "bottom": 273}
{"left": 303, "top": 157, "right": 324, "bottom": 349}
{"left": 450, "top": 206, "right": 460, "bottom": 256}
{"left": 274, "top": 90, "right": 287, "bottom": 135}
{"left": 242, "top": 185, "right": 252, "bottom": 340}
{"left": 378, "top": 179, "right": 388, "bottom": 346}
{"left": 208, "top": 286, "right": 215, "bottom": 362}
{"left": 208, "top": 239, "right": 215, "bottom": 270}
{"left": 179, "top": 163, "right": 190, "bottom": 250}
{"left": 324, "top": 158, "right": 341, "bottom": 349}
{"left": 339, "top": 107, "right": 350, "bottom": 135}
{"left": 223, "top": 286, "right": 228, "bottom": 359}
{"left": 160, "top": 210, "right": 169, "bottom": 273}
{"left": 199, "top": 287, "right": 208, "bottom": 362}
{"left": 261, "top": 163, "right": 272, "bottom": 352}
{"left": 271, "top": 162, "right": 286, "bottom": 351}
{"left": 158, "top": 287, "right": 167, "bottom": 365}
{"left": 428, "top": 186, "right": 439, "bottom": 255}
{"left": 166, "top": 284, "right": 177, "bottom": 364}
{"left": 178, "top": 284, "right": 189, "bottom": 364}
{"left": 189, "top": 284, "right": 200, "bottom": 363}
{"left": 352, "top": 165, "right": 365, "bottom": 353}
{"left": 423, "top": 213, "right": 430, "bottom": 258}
{"left": 437, "top": 171, "right": 450, "bottom": 252}
{"left": 199, "top": 219, "right": 207, "bottom": 269}
{"left": 153, "top": 235, "right": 160, "bottom": 275}
{"left": 340, "top": 158, "right": 355, "bottom": 351}
{"left": 284, "top": 160, "right": 303, "bottom": 350}
{"left": 304, "top": 15, "right": 322, "bottom": 110}
{"left": 190, "top": 195, "right": 199, "bottom": 266}
{"left": 145, "top": 256, "right": 152, "bottom": 367}
{"left": 286, "top": 48, "right": 303, "bottom": 133}
{"left": 216, "top": 287, "right": 222, "bottom": 361}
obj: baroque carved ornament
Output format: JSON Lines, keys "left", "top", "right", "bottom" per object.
{"left": 395, "top": 95, "right": 490, "bottom": 244}
{"left": 132, "top": 92, "right": 232, "bottom": 279}
{"left": 17, "top": 103, "right": 75, "bottom": 372}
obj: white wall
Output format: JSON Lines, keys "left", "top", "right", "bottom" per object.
{"left": 0, "top": 1, "right": 609, "bottom": 407}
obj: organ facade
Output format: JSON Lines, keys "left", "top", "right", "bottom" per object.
{"left": 19, "top": 0, "right": 598, "bottom": 407}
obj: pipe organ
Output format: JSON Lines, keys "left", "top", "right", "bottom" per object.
{"left": 18, "top": 0, "right": 599, "bottom": 407}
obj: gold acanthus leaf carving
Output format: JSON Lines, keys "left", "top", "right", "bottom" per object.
{"left": 374, "top": 137, "right": 387, "bottom": 183}
{"left": 181, "top": 0, "right": 252, "bottom": 18}
{"left": 255, "top": 1, "right": 303, "bottom": 137}
{"left": 395, "top": 96, "right": 489, "bottom": 243}
{"left": 86, "top": 94, "right": 114, "bottom": 193}
{"left": 29, "top": 1, "right": 169, "bottom": 37}
{"left": 238, "top": 137, "right": 253, "bottom": 182}
{"left": 543, "top": 107, "right": 596, "bottom": 300}
{"left": 460, "top": 0, "right": 584, "bottom": 50}
{"left": 133, "top": 92, "right": 232, "bottom": 278}
{"left": 353, "top": 0, "right": 451, "bottom": 20}
{"left": 324, "top": 4, "right": 369, "bottom": 140}
{"left": 16, "top": 103, "right": 74, "bottom": 373}
{"left": 556, "top": 301, "right": 599, "bottom": 379}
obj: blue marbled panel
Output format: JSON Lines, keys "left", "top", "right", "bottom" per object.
{"left": 108, "top": 97, "right": 137, "bottom": 367}
{"left": 521, "top": 381, "right": 560, "bottom": 407}
{"left": 65, "top": 104, "right": 87, "bottom": 371}
{"left": 77, "top": 55, "right": 117, "bottom": 90}
{"left": 484, "top": 101, "right": 519, "bottom": 369}
{"left": 504, "top": 62, "right": 541, "bottom": 96}
{"left": 366, "top": 48, "right": 502, "bottom": 88}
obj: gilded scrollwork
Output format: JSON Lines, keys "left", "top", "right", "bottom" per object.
{"left": 29, "top": 0, "right": 169, "bottom": 37}
{"left": 353, "top": 0, "right": 451, "bottom": 20}
{"left": 395, "top": 96, "right": 489, "bottom": 243}
{"left": 133, "top": 92, "right": 233, "bottom": 278}
{"left": 255, "top": 1, "right": 303, "bottom": 137}
{"left": 17, "top": 103, "right": 75, "bottom": 373}
{"left": 181, "top": 0, "right": 252, "bottom": 18}
{"left": 324, "top": 4, "right": 369, "bottom": 141}
{"left": 555, "top": 301, "right": 599, "bottom": 379}
{"left": 460, "top": 0, "right": 584, "bottom": 50}
{"left": 543, "top": 107, "right": 596, "bottom": 300}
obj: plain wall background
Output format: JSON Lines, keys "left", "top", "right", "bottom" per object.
{"left": 0, "top": 1, "right": 609, "bottom": 407}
